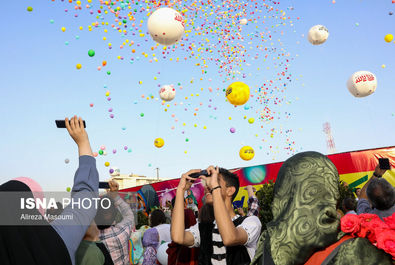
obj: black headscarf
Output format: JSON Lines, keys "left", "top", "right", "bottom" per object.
{"left": 0, "top": 180, "right": 72, "bottom": 265}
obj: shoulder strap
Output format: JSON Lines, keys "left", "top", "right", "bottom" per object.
{"left": 304, "top": 235, "right": 354, "bottom": 265}
{"left": 233, "top": 215, "right": 248, "bottom": 227}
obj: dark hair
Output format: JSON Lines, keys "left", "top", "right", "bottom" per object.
{"left": 150, "top": 209, "right": 166, "bottom": 227}
{"left": 366, "top": 178, "right": 395, "bottom": 210}
{"left": 219, "top": 168, "right": 240, "bottom": 201}
{"left": 94, "top": 196, "right": 117, "bottom": 230}
{"left": 354, "top": 188, "right": 361, "bottom": 196}
{"left": 342, "top": 197, "right": 356, "bottom": 212}
{"left": 199, "top": 203, "right": 214, "bottom": 223}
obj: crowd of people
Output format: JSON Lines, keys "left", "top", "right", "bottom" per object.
{"left": 0, "top": 116, "right": 394, "bottom": 265}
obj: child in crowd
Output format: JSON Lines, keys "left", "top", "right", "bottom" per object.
{"left": 142, "top": 228, "right": 159, "bottom": 265}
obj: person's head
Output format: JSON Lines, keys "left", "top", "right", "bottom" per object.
{"left": 198, "top": 203, "right": 214, "bottom": 223}
{"left": 149, "top": 209, "right": 166, "bottom": 227}
{"left": 342, "top": 197, "right": 356, "bottom": 212}
{"left": 204, "top": 168, "right": 240, "bottom": 204}
{"left": 187, "top": 197, "right": 194, "bottom": 205}
{"left": 366, "top": 178, "right": 395, "bottom": 211}
{"left": 142, "top": 228, "right": 159, "bottom": 248}
{"left": 268, "top": 152, "right": 340, "bottom": 265}
{"left": 355, "top": 188, "right": 361, "bottom": 198}
{"left": 94, "top": 195, "right": 117, "bottom": 230}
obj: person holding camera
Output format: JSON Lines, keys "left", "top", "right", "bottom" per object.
{"left": 171, "top": 166, "right": 261, "bottom": 265}
{"left": 357, "top": 164, "right": 395, "bottom": 219}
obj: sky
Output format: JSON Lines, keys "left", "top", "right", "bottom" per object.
{"left": 0, "top": 0, "right": 395, "bottom": 191}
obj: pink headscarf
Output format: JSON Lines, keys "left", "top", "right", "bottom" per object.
{"left": 13, "top": 177, "right": 45, "bottom": 215}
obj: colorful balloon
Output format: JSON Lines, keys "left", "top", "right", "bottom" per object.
{"left": 104, "top": 162, "right": 110, "bottom": 167}
{"left": 384, "top": 34, "right": 394, "bottom": 43}
{"left": 239, "top": 146, "right": 255, "bottom": 161}
{"left": 347, "top": 71, "right": 377, "bottom": 98}
{"left": 64, "top": 158, "right": 70, "bottom": 164}
{"left": 154, "top": 138, "right": 165, "bottom": 148}
{"left": 248, "top": 118, "right": 255, "bottom": 124}
{"left": 308, "top": 25, "right": 329, "bottom": 45}
{"left": 226, "top": 82, "right": 250, "bottom": 106}
{"left": 27, "top": 6, "right": 33, "bottom": 12}
{"left": 66, "top": 187, "right": 71, "bottom": 192}
{"left": 159, "top": 85, "right": 176, "bottom": 101}
{"left": 88, "top": 49, "right": 95, "bottom": 57}
{"left": 76, "top": 64, "right": 82, "bottom": 70}
{"left": 147, "top": 8, "right": 185, "bottom": 45}
{"left": 240, "top": 18, "right": 248, "bottom": 25}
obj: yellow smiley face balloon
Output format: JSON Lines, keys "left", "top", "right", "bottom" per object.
{"left": 226, "top": 81, "right": 250, "bottom": 106}
{"left": 154, "top": 138, "right": 165, "bottom": 148}
{"left": 239, "top": 146, "right": 255, "bottom": 161}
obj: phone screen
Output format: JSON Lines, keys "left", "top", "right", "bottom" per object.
{"left": 379, "top": 158, "right": 391, "bottom": 170}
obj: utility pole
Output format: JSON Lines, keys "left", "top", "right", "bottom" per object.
{"left": 155, "top": 167, "right": 159, "bottom": 181}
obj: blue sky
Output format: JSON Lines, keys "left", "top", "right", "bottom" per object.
{"left": 1, "top": 0, "right": 394, "bottom": 191}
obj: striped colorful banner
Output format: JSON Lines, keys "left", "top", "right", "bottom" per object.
{"left": 121, "top": 146, "right": 395, "bottom": 210}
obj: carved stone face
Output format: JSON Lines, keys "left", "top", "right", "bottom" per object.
{"left": 268, "top": 152, "right": 340, "bottom": 265}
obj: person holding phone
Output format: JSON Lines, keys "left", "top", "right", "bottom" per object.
{"left": 357, "top": 160, "right": 395, "bottom": 219}
{"left": 0, "top": 116, "right": 99, "bottom": 265}
{"left": 171, "top": 167, "right": 261, "bottom": 265}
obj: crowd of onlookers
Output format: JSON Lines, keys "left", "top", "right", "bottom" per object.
{"left": 0, "top": 117, "right": 394, "bottom": 265}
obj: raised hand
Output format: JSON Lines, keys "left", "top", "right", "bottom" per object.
{"left": 65, "top": 115, "right": 92, "bottom": 157}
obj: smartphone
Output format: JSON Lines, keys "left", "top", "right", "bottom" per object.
{"left": 379, "top": 158, "right": 391, "bottom": 170}
{"left": 99, "top": 182, "right": 110, "bottom": 189}
{"left": 56, "top": 120, "right": 86, "bottom": 128}
{"left": 189, "top": 170, "right": 210, "bottom": 179}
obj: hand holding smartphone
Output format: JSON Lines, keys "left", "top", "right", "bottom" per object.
{"left": 379, "top": 158, "right": 391, "bottom": 170}
{"left": 56, "top": 120, "right": 86, "bottom": 128}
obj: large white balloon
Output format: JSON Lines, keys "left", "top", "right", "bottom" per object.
{"left": 157, "top": 242, "right": 169, "bottom": 265}
{"left": 159, "top": 85, "right": 176, "bottom": 101}
{"left": 307, "top": 25, "right": 329, "bottom": 45}
{"left": 147, "top": 8, "right": 185, "bottom": 46}
{"left": 240, "top": 18, "right": 248, "bottom": 25}
{"left": 347, "top": 71, "right": 377, "bottom": 98}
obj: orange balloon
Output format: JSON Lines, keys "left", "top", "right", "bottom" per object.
{"left": 102, "top": 61, "right": 107, "bottom": 66}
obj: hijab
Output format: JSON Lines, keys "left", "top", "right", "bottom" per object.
{"left": 0, "top": 179, "right": 72, "bottom": 265}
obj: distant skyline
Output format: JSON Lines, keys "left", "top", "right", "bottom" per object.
{"left": 1, "top": 0, "right": 395, "bottom": 191}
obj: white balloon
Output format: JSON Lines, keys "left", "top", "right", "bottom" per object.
{"left": 103, "top": 151, "right": 107, "bottom": 156}
{"left": 307, "top": 25, "right": 329, "bottom": 45}
{"left": 240, "top": 18, "right": 248, "bottom": 25}
{"left": 159, "top": 85, "right": 176, "bottom": 101}
{"left": 157, "top": 242, "right": 169, "bottom": 265}
{"left": 64, "top": 159, "right": 70, "bottom": 164}
{"left": 147, "top": 8, "right": 185, "bottom": 46}
{"left": 347, "top": 71, "right": 377, "bottom": 98}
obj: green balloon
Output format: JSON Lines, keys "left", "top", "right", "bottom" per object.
{"left": 66, "top": 187, "right": 71, "bottom": 192}
{"left": 107, "top": 71, "right": 111, "bottom": 75}
{"left": 99, "top": 150, "right": 104, "bottom": 155}
{"left": 88, "top": 49, "right": 95, "bottom": 57}
{"left": 140, "top": 113, "right": 144, "bottom": 117}
{"left": 27, "top": 6, "right": 33, "bottom": 12}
